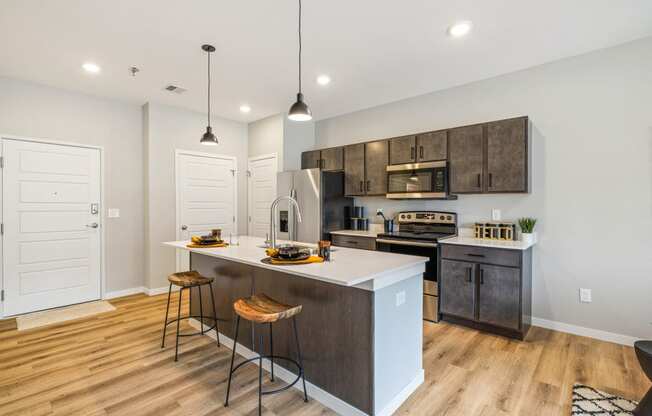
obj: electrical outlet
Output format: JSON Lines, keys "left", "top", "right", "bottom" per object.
{"left": 107, "top": 208, "right": 120, "bottom": 218}
{"left": 492, "top": 209, "right": 501, "bottom": 221}
{"left": 580, "top": 288, "right": 592, "bottom": 303}
{"left": 396, "top": 291, "right": 406, "bottom": 307}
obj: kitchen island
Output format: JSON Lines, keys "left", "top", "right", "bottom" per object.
{"left": 164, "top": 236, "right": 426, "bottom": 416}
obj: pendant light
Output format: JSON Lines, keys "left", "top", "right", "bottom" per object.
{"left": 200, "top": 44, "right": 219, "bottom": 145}
{"left": 287, "top": 0, "right": 312, "bottom": 121}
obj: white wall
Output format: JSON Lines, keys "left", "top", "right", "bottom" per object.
{"left": 314, "top": 37, "right": 652, "bottom": 339}
{"left": 283, "top": 118, "right": 315, "bottom": 171}
{"left": 143, "top": 102, "right": 248, "bottom": 290}
{"left": 0, "top": 77, "right": 145, "bottom": 294}
{"left": 248, "top": 114, "right": 284, "bottom": 170}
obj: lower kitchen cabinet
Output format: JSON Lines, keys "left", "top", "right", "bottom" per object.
{"left": 331, "top": 234, "right": 376, "bottom": 250}
{"left": 439, "top": 244, "right": 532, "bottom": 339}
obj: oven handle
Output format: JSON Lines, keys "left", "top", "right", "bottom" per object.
{"left": 376, "top": 239, "right": 438, "bottom": 248}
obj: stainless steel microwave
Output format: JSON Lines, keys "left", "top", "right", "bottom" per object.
{"left": 386, "top": 160, "right": 449, "bottom": 199}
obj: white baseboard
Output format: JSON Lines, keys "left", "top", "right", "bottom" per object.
{"left": 144, "top": 286, "right": 179, "bottom": 296}
{"left": 531, "top": 317, "right": 640, "bottom": 347}
{"left": 104, "top": 287, "right": 146, "bottom": 299}
{"left": 376, "top": 370, "right": 424, "bottom": 416}
{"left": 188, "top": 319, "right": 369, "bottom": 416}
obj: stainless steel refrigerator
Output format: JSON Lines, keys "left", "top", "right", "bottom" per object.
{"left": 276, "top": 168, "right": 353, "bottom": 244}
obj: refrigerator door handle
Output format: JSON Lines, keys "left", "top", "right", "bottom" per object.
{"left": 289, "top": 188, "right": 298, "bottom": 241}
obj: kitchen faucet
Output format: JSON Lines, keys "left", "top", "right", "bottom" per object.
{"left": 267, "top": 196, "right": 302, "bottom": 249}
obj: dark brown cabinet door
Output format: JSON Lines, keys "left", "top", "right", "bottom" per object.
{"left": 320, "top": 147, "right": 344, "bottom": 171}
{"left": 301, "top": 150, "right": 321, "bottom": 170}
{"left": 448, "top": 125, "right": 484, "bottom": 193}
{"left": 486, "top": 117, "right": 528, "bottom": 193}
{"left": 344, "top": 143, "right": 365, "bottom": 196}
{"left": 365, "top": 140, "right": 388, "bottom": 195}
{"left": 388, "top": 135, "right": 416, "bottom": 165}
{"left": 416, "top": 130, "right": 447, "bottom": 162}
{"left": 478, "top": 264, "right": 521, "bottom": 330}
{"left": 440, "top": 260, "right": 476, "bottom": 320}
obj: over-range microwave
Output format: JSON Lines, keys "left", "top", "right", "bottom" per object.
{"left": 386, "top": 160, "right": 450, "bottom": 199}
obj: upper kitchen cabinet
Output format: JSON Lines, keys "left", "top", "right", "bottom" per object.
{"left": 364, "top": 140, "right": 389, "bottom": 195}
{"left": 320, "top": 147, "right": 344, "bottom": 171}
{"left": 389, "top": 131, "right": 447, "bottom": 164}
{"left": 301, "top": 150, "right": 321, "bottom": 169}
{"left": 486, "top": 117, "right": 528, "bottom": 193}
{"left": 389, "top": 135, "right": 416, "bottom": 165}
{"left": 416, "top": 130, "right": 447, "bottom": 162}
{"left": 448, "top": 124, "right": 484, "bottom": 193}
{"left": 344, "top": 143, "right": 365, "bottom": 196}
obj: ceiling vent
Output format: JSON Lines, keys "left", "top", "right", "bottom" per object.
{"left": 164, "top": 85, "right": 187, "bottom": 94}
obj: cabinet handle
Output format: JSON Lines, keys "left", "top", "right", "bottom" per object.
{"left": 477, "top": 173, "right": 481, "bottom": 187}
{"left": 488, "top": 173, "right": 492, "bottom": 187}
{"left": 419, "top": 146, "right": 424, "bottom": 159}
{"left": 360, "top": 181, "right": 364, "bottom": 192}
{"left": 467, "top": 267, "right": 473, "bottom": 283}
{"left": 366, "top": 180, "right": 370, "bottom": 192}
{"left": 466, "top": 253, "right": 485, "bottom": 258}
{"left": 410, "top": 147, "right": 415, "bottom": 160}
{"left": 480, "top": 269, "right": 484, "bottom": 285}
{"left": 320, "top": 159, "right": 325, "bottom": 169}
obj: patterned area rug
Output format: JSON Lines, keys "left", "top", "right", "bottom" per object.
{"left": 572, "top": 384, "right": 638, "bottom": 415}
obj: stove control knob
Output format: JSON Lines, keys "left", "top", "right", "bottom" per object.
{"left": 400, "top": 214, "right": 405, "bottom": 219}
{"left": 407, "top": 214, "right": 412, "bottom": 219}
{"left": 440, "top": 215, "right": 445, "bottom": 220}
{"left": 447, "top": 215, "right": 452, "bottom": 220}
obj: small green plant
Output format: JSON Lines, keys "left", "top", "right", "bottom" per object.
{"left": 518, "top": 217, "right": 537, "bottom": 233}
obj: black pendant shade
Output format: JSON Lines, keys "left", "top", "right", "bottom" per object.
{"left": 288, "top": 93, "right": 312, "bottom": 121}
{"left": 287, "top": 0, "right": 312, "bottom": 122}
{"left": 201, "top": 44, "right": 219, "bottom": 145}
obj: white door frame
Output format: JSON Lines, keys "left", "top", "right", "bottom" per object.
{"left": 0, "top": 133, "right": 106, "bottom": 319}
{"left": 247, "top": 153, "right": 278, "bottom": 236}
{"left": 174, "top": 149, "right": 238, "bottom": 271}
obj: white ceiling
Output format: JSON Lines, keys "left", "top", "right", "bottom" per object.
{"left": 1, "top": 0, "right": 651, "bottom": 123}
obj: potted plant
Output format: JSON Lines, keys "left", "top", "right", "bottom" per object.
{"left": 518, "top": 217, "right": 538, "bottom": 244}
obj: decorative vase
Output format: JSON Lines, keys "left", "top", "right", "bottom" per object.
{"left": 521, "top": 232, "right": 537, "bottom": 245}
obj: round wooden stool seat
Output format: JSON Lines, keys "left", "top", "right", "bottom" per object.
{"left": 233, "top": 294, "right": 302, "bottom": 324}
{"left": 167, "top": 270, "right": 214, "bottom": 287}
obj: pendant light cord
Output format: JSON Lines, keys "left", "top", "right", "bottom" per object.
{"left": 207, "top": 50, "right": 211, "bottom": 127}
{"left": 298, "top": 0, "right": 302, "bottom": 94}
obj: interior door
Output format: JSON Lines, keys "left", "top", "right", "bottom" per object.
{"left": 2, "top": 139, "right": 101, "bottom": 316}
{"left": 176, "top": 152, "right": 236, "bottom": 271}
{"left": 247, "top": 155, "right": 277, "bottom": 238}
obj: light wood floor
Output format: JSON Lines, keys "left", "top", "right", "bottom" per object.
{"left": 0, "top": 293, "right": 648, "bottom": 416}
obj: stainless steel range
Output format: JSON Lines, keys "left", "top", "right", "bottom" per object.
{"left": 376, "top": 211, "right": 457, "bottom": 322}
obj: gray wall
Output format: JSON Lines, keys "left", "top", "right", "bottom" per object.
{"left": 143, "top": 103, "right": 248, "bottom": 289}
{"left": 0, "top": 77, "right": 145, "bottom": 293}
{"left": 248, "top": 113, "right": 284, "bottom": 170}
{"left": 315, "top": 37, "right": 652, "bottom": 339}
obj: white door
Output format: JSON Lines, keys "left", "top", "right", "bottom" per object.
{"left": 2, "top": 139, "right": 102, "bottom": 316}
{"left": 176, "top": 151, "right": 236, "bottom": 271}
{"left": 247, "top": 154, "right": 277, "bottom": 238}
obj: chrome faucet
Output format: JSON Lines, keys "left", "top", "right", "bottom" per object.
{"left": 268, "top": 196, "right": 302, "bottom": 249}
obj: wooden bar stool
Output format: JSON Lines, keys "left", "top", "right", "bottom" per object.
{"left": 224, "top": 294, "right": 308, "bottom": 415}
{"left": 635, "top": 341, "right": 652, "bottom": 415}
{"left": 161, "top": 271, "right": 220, "bottom": 361}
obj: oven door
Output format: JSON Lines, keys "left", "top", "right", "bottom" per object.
{"left": 386, "top": 161, "right": 448, "bottom": 199}
{"left": 375, "top": 238, "right": 439, "bottom": 322}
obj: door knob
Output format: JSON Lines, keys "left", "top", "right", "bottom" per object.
{"left": 181, "top": 225, "right": 188, "bottom": 230}
{"left": 86, "top": 223, "right": 99, "bottom": 229}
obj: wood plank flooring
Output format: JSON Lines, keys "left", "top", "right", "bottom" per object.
{"left": 0, "top": 293, "right": 648, "bottom": 416}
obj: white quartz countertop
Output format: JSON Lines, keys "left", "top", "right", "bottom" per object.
{"left": 163, "top": 236, "right": 426, "bottom": 291}
{"left": 330, "top": 229, "right": 380, "bottom": 238}
{"left": 439, "top": 235, "right": 536, "bottom": 250}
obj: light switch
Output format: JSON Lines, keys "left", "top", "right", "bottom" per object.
{"left": 107, "top": 208, "right": 120, "bottom": 218}
{"left": 580, "top": 288, "right": 592, "bottom": 303}
{"left": 396, "top": 291, "right": 406, "bottom": 307}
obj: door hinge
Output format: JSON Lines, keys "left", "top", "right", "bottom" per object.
{"left": 0, "top": 156, "right": 4, "bottom": 169}
{"left": 233, "top": 216, "right": 236, "bottom": 223}
{"left": 1, "top": 290, "right": 4, "bottom": 302}
{"left": 1, "top": 223, "right": 3, "bottom": 235}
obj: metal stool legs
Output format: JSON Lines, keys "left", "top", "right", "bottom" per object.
{"left": 174, "top": 287, "right": 183, "bottom": 361}
{"left": 209, "top": 282, "right": 220, "bottom": 347}
{"left": 224, "top": 316, "right": 308, "bottom": 413}
{"left": 225, "top": 315, "right": 240, "bottom": 407}
{"left": 161, "top": 284, "right": 173, "bottom": 348}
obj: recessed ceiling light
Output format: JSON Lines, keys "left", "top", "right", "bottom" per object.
{"left": 239, "top": 105, "right": 251, "bottom": 113}
{"left": 447, "top": 21, "right": 473, "bottom": 38}
{"left": 317, "top": 75, "right": 331, "bottom": 86}
{"left": 82, "top": 62, "right": 101, "bottom": 73}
